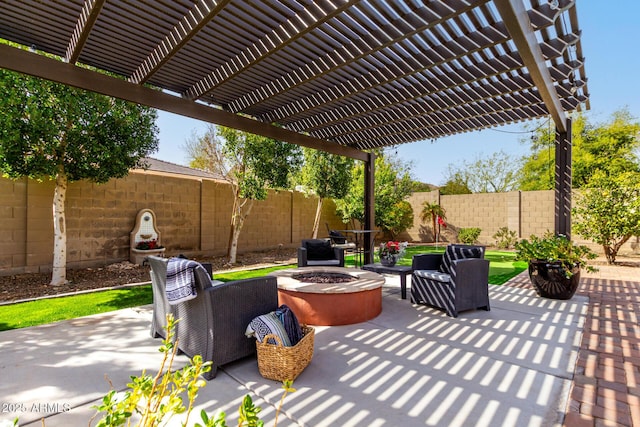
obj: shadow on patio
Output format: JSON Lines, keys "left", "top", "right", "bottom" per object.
{"left": 0, "top": 274, "right": 589, "bottom": 426}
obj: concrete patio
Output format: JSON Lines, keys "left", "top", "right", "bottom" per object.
{"left": 0, "top": 271, "right": 598, "bottom": 427}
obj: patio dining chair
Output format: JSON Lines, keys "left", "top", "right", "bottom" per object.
{"left": 325, "top": 223, "right": 357, "bottom": 250}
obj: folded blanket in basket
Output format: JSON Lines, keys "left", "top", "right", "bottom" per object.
{"left": 275, "top": 304, "right": 303, "bottom": 345}
{"left": 246, "top": 312, "right": 292, "bottom": 346}
{"left": 166, "top": 257, "right": 203, "bottom": 305}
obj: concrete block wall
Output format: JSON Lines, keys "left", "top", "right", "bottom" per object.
{"left": 24, "top": 179, "right": 56, "bottom": 274}
{"left": 2, "top": 173, "right": 637, "bottom": 274}
{"left": 64, "top": 173, "right": 203, "bottom": 269}
{"left": 0, "top": 178, "right": 28, "bottom": 274}
{"left": 442, "top": 192, "right": 509, "bottom": 244}
{"left": 520, "top": 190, "right": 555, "bottom": 238}
{"left": 291, "top": 193, "right": 346, "bottom": 242}
{"left": 404, "top": 189, "right": 637, "bottom": 255}
{"left": 404, "top": 190, "right": 556, "bottom": 246}
{"left": 403, "top": 190, "right": 515, "bottom": 245}
{"left": 402, "top": 190, "right": 439, "bottom": 242}
{"left": 237, "top": 190, "right": 291, "bottom": 250}
{"left": 0, "top": 172, "right": 349, "bottom": 274}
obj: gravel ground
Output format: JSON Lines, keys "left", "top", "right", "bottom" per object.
{"left": 0, "top": 248, "right": 297, "bottom": 303}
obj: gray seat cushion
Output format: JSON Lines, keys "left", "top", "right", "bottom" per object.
{"left": 307, "top": 259, "right": 341, "bottom": 266}
{"left": 414, "top": 269, "right": 451, "bottom": 283}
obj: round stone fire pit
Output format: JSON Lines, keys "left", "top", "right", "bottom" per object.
{"left": 269, "top": 267, "right": 384, "bottom": 326}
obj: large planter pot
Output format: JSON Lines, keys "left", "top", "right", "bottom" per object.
{"left": 528, "top": 260, "right": 581, "bottom": 300}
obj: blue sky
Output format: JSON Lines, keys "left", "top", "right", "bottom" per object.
{"left": 153, "top": 1, "right": 639, "bottom": 185}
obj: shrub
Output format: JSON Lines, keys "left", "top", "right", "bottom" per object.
{"left": 90, "top": 314, "right": 294, "bottom": 427}
{"left": 514, "top": 232, "right": 597, "bottom": 277}
{"left": 458, "top": 227, "right": 481, "bottom": 244}
{"left": 382, "top": 200, "right": 414, "bottom": 240}
{"left": 493, "top": 227, "right": 518, "bottom": 249}
{"left": 572, "top": 171, "right": 640, "bottom": 264}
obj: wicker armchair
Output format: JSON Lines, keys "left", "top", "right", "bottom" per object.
{"left": 147, "top": 256, "right": 278, "bottom": 379}
{"left": 411, "top": 244, "right": 490, "bottom": 318}
{"left": 298, "top": 239, "right": 345, "bottom": 267}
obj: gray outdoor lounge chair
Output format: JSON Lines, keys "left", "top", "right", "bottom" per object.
{"left": 147, "top": 256, "right": 278, "bottom": 379}
{"left": 411, "top": 244, "right": 490, "bottom": 318}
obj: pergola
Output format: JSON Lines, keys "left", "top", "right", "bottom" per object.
{"left": 0, "top": 0, "right": 588, "bottom": 262}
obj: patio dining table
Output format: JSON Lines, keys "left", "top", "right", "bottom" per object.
{"left": 337, "top": 229, "right": 379, "bottom": 267}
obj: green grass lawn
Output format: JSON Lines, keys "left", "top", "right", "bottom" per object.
{"left": 217, "top": 246, "right": 527, "bottom": 286}
{"left": 396, "top": 246, "right": 528, "bottom": 285}
{"left": 0, "top": 285, "right": 152, "bottom": 332}
{"left": 214, "top": 264, "right": 294, "bottom": 281}
{"left": 0, "top": 247, "right": 526, "bottom": 332}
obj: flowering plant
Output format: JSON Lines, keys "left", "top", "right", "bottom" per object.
{"left": 135, "top": 239, "right": 163, "bottom": 250}
{"left": 378, "top": 241, "right": 407, "bottom": 258}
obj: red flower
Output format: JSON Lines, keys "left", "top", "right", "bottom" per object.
{"left": 135, "top": 239, "right": 163, "bottom": 250}
{"left": 437, "top": 216, "right": 447, "bottom": 228}
{"left": 380, "top": 241, "right": 401, "bottom": 256}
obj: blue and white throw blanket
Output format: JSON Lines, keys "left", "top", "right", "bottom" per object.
{"left": 166, "top": 258, "right": 202, "bottom": 305}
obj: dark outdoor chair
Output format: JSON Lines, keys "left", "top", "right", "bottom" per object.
{"left": 298, "top": 239, "right": 345, "bottom": 267}
{"left": 147, "top": 256, "right": 278, "bottom": 379}
{"left": 411, "top": 244, "right": 490, "bottom": 318}
{"left": 325, "top": 223, "right": 357, "bottom": 251}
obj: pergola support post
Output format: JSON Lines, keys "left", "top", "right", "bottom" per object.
{"left": 364, "top": 152, "right": 376, "bottom": 264}
{"left": 554, "top": 117, "right": 572, "bottom": 239}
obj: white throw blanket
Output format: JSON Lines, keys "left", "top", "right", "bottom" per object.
{"left": 166, "top": 258, "right": 202, "bottom": 305}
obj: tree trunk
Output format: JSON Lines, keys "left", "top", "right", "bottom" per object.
{"left": 605, "top": 235, "right": 632, "bottom": 264}
{"left": 227, "top": 194, "right": 239, "bottom": 258}
{"left": 228, "top": 198, "right": 254, "bottom": 264}
{"left": 50, "top": 170, "right": 68, "bottom": 286}
{"left": 311, "top": 197, "right": 324, "bottom": 239}
{"left": 431, "top": 214, "right": 437, "bottom": 242}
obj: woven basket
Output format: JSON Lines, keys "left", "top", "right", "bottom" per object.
{"left": 256, "top": 325, "right": 315, "bottom": 381}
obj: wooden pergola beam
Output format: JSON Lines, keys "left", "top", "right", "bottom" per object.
{"left": 0, "top": 44, "right": 368, "bottom": 163}
{"left": 65, "top": 0, "right": 106, "bottom": 64}
{"left": 494, "top": 0, "right": 567, "bottom": 132}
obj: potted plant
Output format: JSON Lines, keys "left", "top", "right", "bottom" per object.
{"left": 515, "top": 232, "right": 597, "bottom": 300}
{"left": 378, "top": 241, "right": 407, "bottom": 267}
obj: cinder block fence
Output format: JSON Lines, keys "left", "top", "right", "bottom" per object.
{"left": 0, "top": 171, "right": 345, "bottom": 275}
{"left": 1, "top": 173, "right": 637, "bottom": 275}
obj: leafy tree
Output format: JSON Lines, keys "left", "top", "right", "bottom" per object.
{"left": 519, "top": 109, "right": 640, "bottom": 190}
{"left": 381, "top": 200, "right": 414, "bottom": 240}
{"left": 298, "top": 148, "right": 353, "bottom": 238}
{"left": 573, "top": 109, "right": 640, "bottom": 187}
{"left": 439, "top": 171, "right": 472, "bottom": 195}
{"left": 420, "top": 201, "right": 446, "bottom": 242}
{"left": 443, "top": 150, "right": 520, "bottom": 193}
{"left": 517, "top": 119, "right": 557, "bottom": 191}
{"left": 573, "top": 171, "right": 640, "bottom": 264}
{"left": 0, "top": 69, "right": 158, "bottom": 286}
{"left": 185, "top": 125, "right": 302, "bottom": 264}
{"left": 335, "top": 151, "right": 413, "bottom": 235}
{"left": 411, "top": 181, "right": 436, "bottom": 192}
